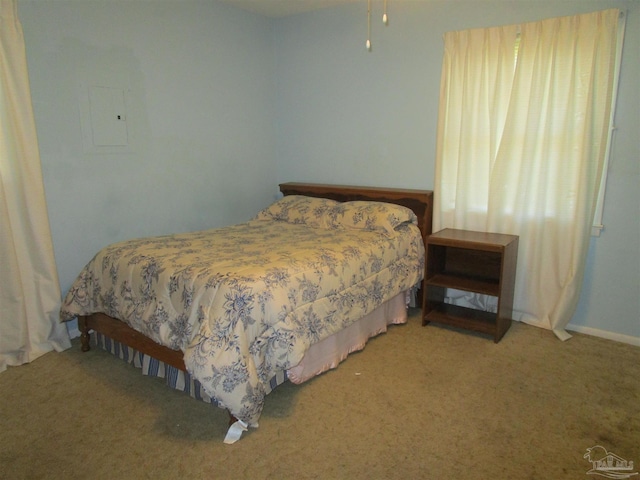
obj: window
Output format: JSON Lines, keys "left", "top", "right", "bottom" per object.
{"left": 433, "top": 9, "right": 623, "bottom": 336}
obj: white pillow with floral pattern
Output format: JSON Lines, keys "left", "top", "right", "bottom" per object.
{"left": 329, "top": 201, "right": 417, "bottom": 236}
{"left": 253, "top": 195, "right": 339, "bottom": 228}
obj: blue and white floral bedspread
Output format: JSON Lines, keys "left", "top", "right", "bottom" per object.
{"left": 60, "top": 196, "right": 425, "bottom": 426}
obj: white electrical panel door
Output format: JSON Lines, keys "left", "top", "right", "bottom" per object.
{"left": 88, "top": 86, "right": 128, "bottom": 146}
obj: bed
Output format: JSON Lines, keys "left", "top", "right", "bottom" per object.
{"left": 60, "top": 182, "right": 433, "bottom": 442}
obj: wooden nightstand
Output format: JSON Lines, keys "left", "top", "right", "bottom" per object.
{"left": 422, "top": 228, "right": 518, "bottom": 342}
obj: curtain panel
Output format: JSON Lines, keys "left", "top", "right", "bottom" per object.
{"left": 434, "top": 9, "right": 621, "bottom": 339}
{"left": 0, "top": 0, "right": 70, "bottom": 372}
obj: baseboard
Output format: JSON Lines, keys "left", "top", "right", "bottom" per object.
{"left": 567, "top": 323, "right": 640, "bottom": 347}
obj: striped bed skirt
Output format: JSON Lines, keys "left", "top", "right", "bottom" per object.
{"left": 93, "top": 332, "right": 288, "bottom": 406}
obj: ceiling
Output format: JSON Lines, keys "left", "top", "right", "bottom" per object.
{"left": 218, "top": 0, "right": 358, "bottom": 18}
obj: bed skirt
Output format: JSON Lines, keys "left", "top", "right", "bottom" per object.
{"left": 93, "top": 290, "right": 410, "bottom": 407}
{"left": 286, "top": 290, "right": 409, "bottom": 383}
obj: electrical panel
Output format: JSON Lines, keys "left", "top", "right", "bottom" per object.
{"left": 88, "top": 86, "right": 128, "bottom": 146}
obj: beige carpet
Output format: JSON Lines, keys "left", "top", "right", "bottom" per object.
{"left": 1, "top": 309, "right": 638, "bottom": 479}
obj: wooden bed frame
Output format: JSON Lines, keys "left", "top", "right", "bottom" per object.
{"left": 78, "top": 182, "right": 433, "bottom": 421}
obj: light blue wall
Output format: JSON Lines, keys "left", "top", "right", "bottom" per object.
{"left": 19, "top": 0, "right": 639, "bottom": 341}
{"left": 19, "top": 0, "right": 279, "bottom": 306}
{"left": 274, "top": 1, "right": 639, "bottom": 341}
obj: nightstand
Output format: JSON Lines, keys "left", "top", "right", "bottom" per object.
{"left": 422, "top": 228, "right": 519, "bottom": 342}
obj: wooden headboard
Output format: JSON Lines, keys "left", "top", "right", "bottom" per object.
{"left": 279, "top": 182, "right": 434, "bottom": 247}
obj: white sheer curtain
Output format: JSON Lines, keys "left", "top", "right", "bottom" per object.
{"left": 433, "top": 9, "right": 621, "bottom": 340}
{"left": 0, "top": 0, "right": 70, "bottom": 372}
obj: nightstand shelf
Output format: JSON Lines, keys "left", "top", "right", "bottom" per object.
{"left": 426, "top": 303, "right": 498, "bottom": 336}
{"left": 422, "top": 228, "right": 519, "bottom": 342}
{"left": 425, "top": 273, "right": 500, "bottom": 297}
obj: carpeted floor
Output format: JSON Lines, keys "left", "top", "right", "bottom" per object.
{"left": 1, "top": 309, "right": 638, "bottom": 479}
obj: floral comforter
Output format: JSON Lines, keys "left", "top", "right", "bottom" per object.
{"left": 60, "top": 196, "right": 425, "bottom": 426}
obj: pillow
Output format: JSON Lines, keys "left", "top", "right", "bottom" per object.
{"left": 329, "top": 201, "right": 418, "bottom": 236}
{"left": 253, "top": 195, "right": 339, "bottom": 228}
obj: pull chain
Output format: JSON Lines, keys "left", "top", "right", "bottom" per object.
{"left": 366, "top": 0, "right": 372, "bottom": 51}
